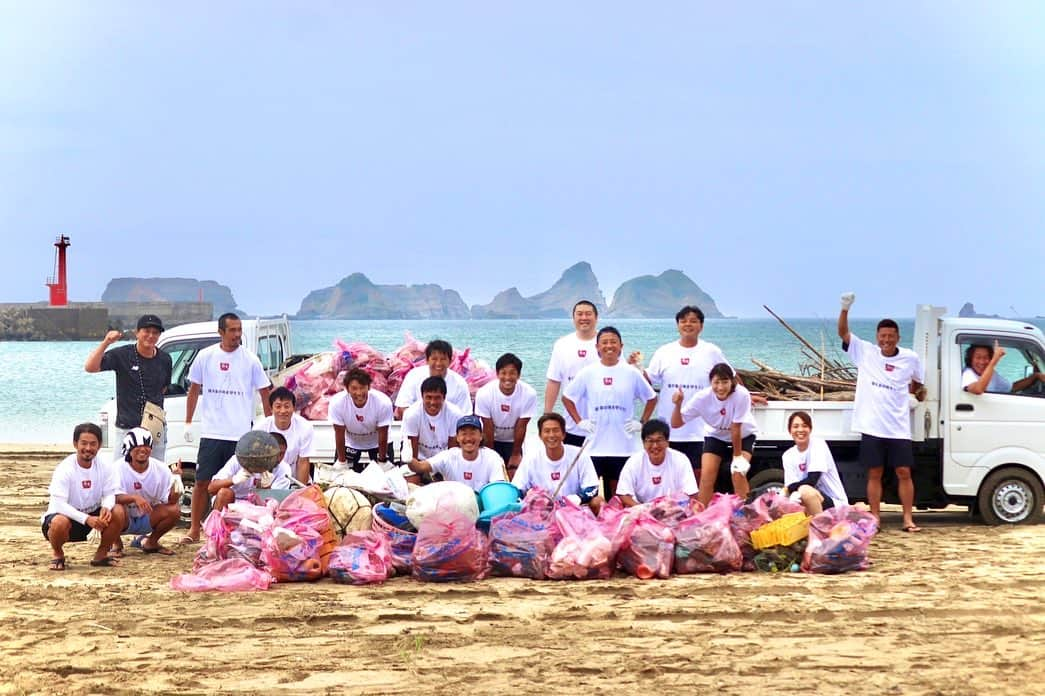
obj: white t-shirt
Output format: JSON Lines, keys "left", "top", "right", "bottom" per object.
{"left": 255, "top": 413, "right": 317, "bottom": 467}
{"left": 401, "top": 401, "right": 465, "bottom": 460}
{"left": 394, "top": 365, "right": 473, "bottom": 413}
{"left": 562, "top": 361, "right": 657, "bottom": 456}
{"left": 214, "top": 455, "right": 294, "bottom": 499}
{"left": 115, "top": 457, "right": 175, "bottom": 517}
{"left": 647, "top": 340, "right": 730, "bottom": 442}
{"left": 44, "top": 455, "right": 118, "bottom": 524}
{"left": 426, "top": 447, "right": 506, "bottom": 492}
{"left": 782, "top": 436, "right": 849, "bottom": 508}
{"left": 616, "top": 449, "right": 699, "bottom": 503}
{"left": 512, "top": 444, "right": 600, "bottom": 499}
{"left": 188, "top": 344, "right": 270, "bottom": 441}
{"left": 546, "top": 333, "right": 598, "bottom": 435}
{"left": 680, "top": 384, "right": 758, "bottom": 442}
{"left": 961, "top": 367, "right": 1012, "bottom": 393}
{"left": 473, "top": 379, "right": 538, "bottom": 443}
{"left": 845, "top": 335, "right": 925, "bottom": 439}
{"left": 328, "top": 389, "right": 394, "bottom": 450}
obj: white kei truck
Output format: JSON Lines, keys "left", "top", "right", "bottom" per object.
{"left": 742, "top": 305, "right": 1045, "bottom": 525}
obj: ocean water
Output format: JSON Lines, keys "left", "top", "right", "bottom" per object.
{"left": 5, "top": 316, "right": 1038, "bottom": 444}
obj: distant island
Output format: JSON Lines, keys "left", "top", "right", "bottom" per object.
{"left": 957, "top": 302, "right": 1002, "bottom": 319}
{"left": 101, "top": 263, "right": 727, "bottom": 320}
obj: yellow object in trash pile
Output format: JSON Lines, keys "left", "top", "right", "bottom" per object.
{"left": 751, "top": 512, "right": 810, "bottom": 550}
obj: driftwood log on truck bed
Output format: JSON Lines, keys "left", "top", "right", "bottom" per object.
{"left": 738, "top": 359, "right": 856, "bottom": 402}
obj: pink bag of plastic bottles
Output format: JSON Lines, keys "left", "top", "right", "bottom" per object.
{"left": 802, "top": 506, "right": 879, "bottom": 574}
{"left": 548, "top": 499, "right": 614, "bottom": 580}
{"left": 617, "top": 512, "right": 675, "bottom": 579}
{"left": 193, "top": 509, "right": 231, "bottom": 570}
{"left": 261, "top": 524, "right": 325, "bottom": 582}
{"left": 411, "top": 507, "right": 489, "bottom": 582}
{"left": 673, "top": 497, "right": 743, "bottom": 574}
{"left": 730, "top": 499, "right": 774, "bottom": 572}
{"left": 171, "top": 558, "right": 275, "bottom": 592}
{"left": 328, "top": 531, "right": 394, "bottom": 585}
{"left": 488, "top": 490, "right": 561, "bottom": 579}
{"left": 647, "top": 492, "right": 701, "bottom": 528}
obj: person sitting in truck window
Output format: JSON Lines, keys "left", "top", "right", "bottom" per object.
{"left": 208, "top": 432, "right": 293, "bottom": 511}
{"left": 255, "top": 386, "right": 317, "bottom": 484}
{"left": 838, "top": 292, "right": 926, "bottom": 533}
{"left": 401, "top": 376, "right": 464, "bottom": 464}
{"left": 781, "top": 412, "right": 849, "bottom": 515}
{"left": 474, "top": 352, "right": 537, "bottom": 473}
{"left": 962, "top": 342, "right": 1045, "bottom": 395}
{"left": 329, "top": 368, "right": 393, "bottom": 472}
{"left": 670, "top": 363, "right": 757, "bottom": 507}
{"left": 393, "top": 339, "right": 472, "bottom": 418}
{"left": 407, "top": 415, "right": 506, "bottom": 491}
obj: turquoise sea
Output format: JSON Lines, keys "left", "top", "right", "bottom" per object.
{"left": 4, "top": 316, "right": 1040, "bottom": 444}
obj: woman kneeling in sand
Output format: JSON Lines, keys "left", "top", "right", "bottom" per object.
{"left": 781, "top": 411, "right": 849, "bottom": 515}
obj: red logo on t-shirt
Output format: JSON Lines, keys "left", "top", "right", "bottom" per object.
{"left": 603, "top": 377, "right": 613, "bottom": 386}
{"left": 885, "top": 364, "right": 895, "bottom": 372}
{"left": 652, "top": 476, "right": 662, "bottom": 485}
{"left": 81, "top": 480, "right": 92, "bottom": 489}
{"left": 428, "top": 423, "right": 436, "bottom": 431}
{"left": 500, "top": 404, "right": 510, "bottom": 412}
{"left": 355, "top": 414, "right": 364, "bottom": 422}
{"left": 681, "top": 357, "right": 690, "bottom": 365}
{"left": 720, "top": 408, "right": 726, "bottom": 416}
{"left": 578, "top": 349, "right": 587, "bottom": 358}
{"left": 133, "top": 482, "right": 143, "bottom": 490}
{"left": 463, "top": 471, "right": 473, "bottom": 480}
{"left": 799, "top": 461, "right": 807, "bottom": 473}
{"left": 220, "top": 362, "right": 230, "bottom": 371}
{"left": 551, "top": 472, "right": 561, "bottom": 481}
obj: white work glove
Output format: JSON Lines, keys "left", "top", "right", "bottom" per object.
{"left": 331, "top": 460, "right": 349, "bottom": 471}
{"left": 232, "top": 469, "right": 252, "bottom": 486}
{"left": 789, "top": 490, "right": 803, "bottom": 504}
{"left": 730, "top": 456, "right": 750, "bottom": 476}
{"left": 623, "top": 419, "right": 643, "bottom": 435}
{"left": 378, "top": 459, "right": 395, "bottom": 472}
{"left": 576, "top": 419, "right": 596, "bottom": 435}
{"left": 565, "top": 494, "right": 582, "bottom": 506}
{"left": 257, "top": 471, "right": 274, "bottom": 489}
{"left": 183, "top": 429, "right": 194, "bottom": 443}
{"left": 840, "top": 292, "right": 856, "bottom": 311}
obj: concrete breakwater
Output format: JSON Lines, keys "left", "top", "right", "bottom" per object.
{"left": 0, "top": 301, "right": 212, "bottom": 340}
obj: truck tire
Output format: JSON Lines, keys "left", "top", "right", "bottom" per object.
{"left": 977, "top": 467, "right": 1044, "bottom": 525}
{"left": 180, "top": 466, "right": 196, "bottom": 525}
{"left": 748, "top": 468, "right": 786, "bottom": 499}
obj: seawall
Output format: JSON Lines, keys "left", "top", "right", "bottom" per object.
{"left": 0, "top": 301, "right": 212, "bottom": 340}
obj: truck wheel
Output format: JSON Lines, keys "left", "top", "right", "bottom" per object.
{"left": 748, "top": 468, "right": 786, "bottom": 499}
{"left": 180, "top": 467, "right": 196, "bottom": 525}
{"left": 977, "top": 467, "right": 1044, "bottom": 525}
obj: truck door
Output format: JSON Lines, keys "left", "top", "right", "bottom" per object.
{"left": 948, "top": 333, "right": 1045, "bottom": 471}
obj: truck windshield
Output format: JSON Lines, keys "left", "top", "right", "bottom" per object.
{"left": 162, "top": 337, "right": 220, "bottom": 395}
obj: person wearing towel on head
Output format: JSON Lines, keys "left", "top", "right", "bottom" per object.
{"left": 407, "top": 415, "right": 506, "bottom": 492}
{"left": 112, "top": 427, "right": 181, "bottom": 557}
{"left": 512, "top": 412, "right": 604, "bottom": 514}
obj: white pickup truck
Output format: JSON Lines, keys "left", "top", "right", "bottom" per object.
{"left": 743, "top": 305, "right": 1045, "bottom": 524}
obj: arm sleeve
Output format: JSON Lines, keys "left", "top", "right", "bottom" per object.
{"left": 252, "top": 357, "right": 269, "bottom": 391}
{"left": 646, "top": 349, "right": 664, "bottom": 388}
{"left": 487, "top": 452, "right": 506, "bottom": 482}
{"left": 913, "top": 355, "right": 926, "bottom": 384}
{"left": 473, "top": 387, "right": 492, "bottom": 419}
{"left": 50, "top": 494, "right": 90, "bottom": 525}
{"left": 731, "top": 387, "right": 753, "bottom": 424}
{"left": 561, "top": 370, "right": 584, "bottom": 402}
{"left": 328, "top": 394, "right": 346, "bottom": 426}
{"left": 520, "top": 385, "right": 538, "bottom": 418}
{"left": 394, "top": 369, "right": 420, "bottom": 408}
{"left": 680, "top": 457, "right": 699, "bottom": 495}
{"left": 98, "top": 346, "right": 119, "bottom": 373}
{"left": 614, "top": 458, "right": 638, "bottom": 497}
{"left": 635, "top": 371, "right": 657, "bottom": 401}
{"left": 427, "top": 450, "right": 450, "bottom": 477}
{"left": 960, "top": 368, "right": 978, "bottom": 389}
{"left": 401, "top": 408, "right": 420, "bottom": 437}
{"left": 679, "top": 390, "right": 707, "bottom": 423}
{"left": 188, "top": 350, "right": 205, "bottom": 384}
{"left": 577, "top": 455, "right": 600, "bottom": 492}
{"left": 795, "top": 471, "right": 824, "bottom": 489}
{"left": 545, "top": 343, "right": 563, "bottom": 381}
{"left": 376, "top": 395, "right": 394, "bottom": 427}
{"left": 300, "top": 422, "right": 317, "bottom": 457}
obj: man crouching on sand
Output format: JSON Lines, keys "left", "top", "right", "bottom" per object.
{"left": 41, "top": 423, "right": 126, "bottom": 570}
{"left": 112, "top": 428, "right": 180, "bottom": 557}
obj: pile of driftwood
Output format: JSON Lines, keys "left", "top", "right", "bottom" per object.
{"left": 739, "top": 306, "right": 856, "bottom": 402}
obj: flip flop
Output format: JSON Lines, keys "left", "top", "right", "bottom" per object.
{"left": 902, "top": 524, "right": 922, "bottom": 533}
{"left": 178, "top": 535, "right": 198, "bottom": 545}
{"left": 142, "top": 544, "right": 175, "bottom": 556}
{"left": 129, "top": 535, "right": 146, "bottom": 550}
{"left": 49, "top": 557, "right": 66, "bottom": 571}
{"left": 90, "top": 557, "right": 120, "bottom": 567}
{"left": 109, "top": 546, "right": 125, "bottom": 558}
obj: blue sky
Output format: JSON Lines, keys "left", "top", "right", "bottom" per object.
{"left": 2, "top": 3, "right": 1043, "bottom": 318}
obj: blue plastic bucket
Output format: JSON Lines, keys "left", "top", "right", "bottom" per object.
{"left": 479, "top": 481, "right": 521, "bottom": 513}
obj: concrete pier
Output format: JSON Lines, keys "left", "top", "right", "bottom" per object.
{"left": 0, "top": 301, "right": 213, "bottom": 340}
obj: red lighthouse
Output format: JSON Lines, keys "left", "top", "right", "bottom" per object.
{"left": 45, "top": 235, "right": 71, "bottom": 306}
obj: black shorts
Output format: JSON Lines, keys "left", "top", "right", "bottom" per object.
{"left": 346, "top": 446, "right": 380, "bottom": 472}
{"left": 41, "top": 510, "right": 99, "bottom": 542}
{"left": 703, "top": 435, "right": 756, "bottom": 460}
{"left": 492, "top": 440, "right": 515, "bottom": 464}
{"left": 591, "top": 456, "right": 628, "bottom": 483}
{"left": 859, "top": 434, "right": 914, "bottom": 470}
{"left": 669, "top": 440, "right": 704, "bottom": 469}
{"left": 196, "top": 437, "right": 238, "bottom": 482}
{"left": 820, "top": 495, "right": 836, "bottom": 511}
{"left": 564, "top": 432, "right": 586, "bottom": 448}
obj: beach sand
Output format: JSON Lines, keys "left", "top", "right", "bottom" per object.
{"left": 2, "top": 446, "right": 1043, "bottom": 695}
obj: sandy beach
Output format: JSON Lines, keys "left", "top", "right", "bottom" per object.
{"left": 2, "top": 445, "right": 1043, "bottom": 695}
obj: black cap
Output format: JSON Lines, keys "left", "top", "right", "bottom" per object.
{"left": 137, "top": 314, "right": 164, "bottom": 331}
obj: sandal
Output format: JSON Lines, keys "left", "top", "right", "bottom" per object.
{"left": 89, "top": 556, "right": 120, "bottom": 567}
{"left": 902, "top": 524, "right": 922, "bottom": 533}
{"left": 49, "top": 557, "right": 66, "bottom": 571}
{"left": 178, "top": 535, "right": 199, "bottom": 545}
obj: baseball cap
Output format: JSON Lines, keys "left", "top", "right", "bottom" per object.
{"left": 456, "top": 414, "right": 483, "bottom": 432}
{"left": 137, "top": 314, "right": 164, "bottom": 331}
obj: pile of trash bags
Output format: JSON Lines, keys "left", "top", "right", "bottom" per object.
{"left": 275, "top": 333, "right": 496, "bottom": 420}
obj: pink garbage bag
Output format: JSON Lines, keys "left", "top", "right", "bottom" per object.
{"left": 171, "top": 558, "right": 275, "bottom": 592}
{"left": 617, "top": 512, "right": 675, "bottom": 579}
{"left": 193, "top": 509, "right": 231, "bottom": 570}
{"left": 411, "top": 508, "right": 489, "bottom": 583}
{"left": 488, "top": 491, "right": 561, "bottom": 579}
{"left": 548, "top": 499, "right": 614, "bottom": 580}
{"left": 802, "top": 506, "right": 879, "bottom": 574}
{"left": 328, "top": 531, "right": 394, "bottom": 585}
{"left": 673, "top": 497, "right": 743, "bottom": 574}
